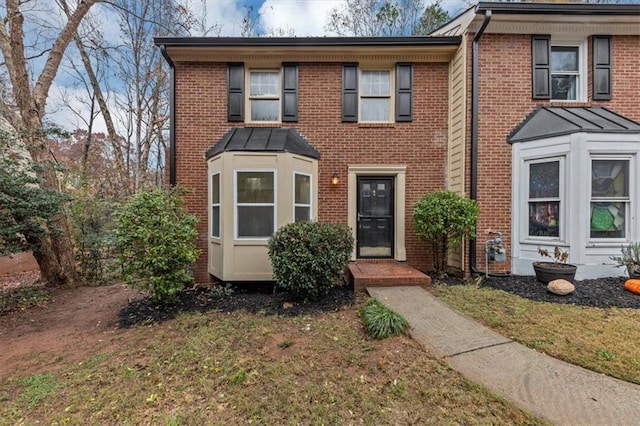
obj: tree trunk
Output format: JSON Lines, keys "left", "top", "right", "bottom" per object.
{"left": 23, "top": 115, "right": 78, "bottom": 286}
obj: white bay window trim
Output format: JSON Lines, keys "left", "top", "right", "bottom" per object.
{"left": 589, "top": 155, "right": 632, "bottom": 242}
{"left": 525, "top": 157, "right": 565, "bottom": 242}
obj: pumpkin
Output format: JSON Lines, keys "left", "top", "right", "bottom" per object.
{"left": 624, "top": 279, "right": 640, "bottom": 295}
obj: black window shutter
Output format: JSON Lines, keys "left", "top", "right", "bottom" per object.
{"left": 531, "top": 35, "right": 551, "bottom": 100}
{"left": 282, "top": 63, "right": 298, "bottom": 122}
{"left": 593, "top": 36, "right": 612, "bottom": 101}
{"left": 395, "top": 63, "right": 413, "bottom": 122}
{"left": 227, "top": 63, "right": 244, "bottom": 122}
{"left": 342, "top": 64, "right": 358, "bottom": 122}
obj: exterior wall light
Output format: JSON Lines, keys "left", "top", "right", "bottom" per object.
{"left": 331, "top": 173, "right": 339, "bottom": 185}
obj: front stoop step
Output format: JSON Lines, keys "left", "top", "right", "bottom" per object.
{"left": 347, "top": 260, "right": 431, "bottom": 292}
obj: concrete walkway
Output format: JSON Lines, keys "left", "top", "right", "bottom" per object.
{"left": 367, "top": 286, "right": 640, "bottom": 425}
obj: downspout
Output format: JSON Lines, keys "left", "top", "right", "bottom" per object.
{"left": 159, "top": 45, "right": 176, "bottom": 186}
{"left": 469, "top": 10, "right": 492, "bottom": 272}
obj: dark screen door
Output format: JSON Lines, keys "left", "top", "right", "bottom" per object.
{"left": 357, "top": 177, "right": 394, "bottom": 258}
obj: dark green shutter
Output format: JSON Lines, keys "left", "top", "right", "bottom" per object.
{"left": 395, "top": 63, "right": 413, "bottom": 122}
{"left": 228, "top": 63, "right": 244, "bottom": 122}
{"left": 282, "top": 63, "right": 298, "bottom": 122}
{"left": 342, "top": 64, "right": 358, "bottom": 122}
{"left": 531, "top": 35, "right": 551, "bottom": 100}
{"left": 593, "top": 36, "right": 612, "bottom": 101}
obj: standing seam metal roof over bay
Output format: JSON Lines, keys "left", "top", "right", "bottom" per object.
{"left": 205, "top": 127, "right": 320, "bottom": 160}
{"left": 508, "top": 106, "right": 640, "bottom": 143}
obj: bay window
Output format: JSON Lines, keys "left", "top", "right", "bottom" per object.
{"left": 211, "top": 173, "right": 220, "bottom": 238}
{"left": 236, "top": 171, "right": 275, "bottom": 238}
{"left": 590, "top": 159, "right": 630, "bottom": 239}
{"left": 294, "top": 173, "right": 311, "bottom": 222}
{"left": 528, "top": 159, "right": 562, "bottom": 238}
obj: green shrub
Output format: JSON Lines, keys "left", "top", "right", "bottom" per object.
{"left": 114, "top": 188, "right": 200, "bottom": 301}
{"left": 268, "top": 221, "right": 354, "bottom": 300}
{"left": 0, "top": 131, "right": 69, "bottom": 256}
{"left": 69, "top": 194, "right": 119, "bottom": 284}
{"left": 360, "top": 298, "right": 410, "bottom": 340}
{"left": 413, "top": 190, "right": 479, "bottom": 275}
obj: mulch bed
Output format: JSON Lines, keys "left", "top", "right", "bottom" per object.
{"left": 444, "top": 275, "right": 639, "bottom": 309}
{"left": 118, "top": 283, "right": 355, "bottom": 328}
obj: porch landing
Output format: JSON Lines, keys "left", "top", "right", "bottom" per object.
{"left": 347, "top": 260, "right": 431, "bottom": 292}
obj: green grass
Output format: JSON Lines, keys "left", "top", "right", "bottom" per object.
{"left": 0, "top": 304, "right": 545, "bottom": 424}
{"left": 435, "top": 281, "right": 640, "bottom": 385}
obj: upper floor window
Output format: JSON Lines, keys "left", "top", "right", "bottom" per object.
{"left": 360, "top": 70, "right": 391, "bottom": 122}
{"left": 249, "top": 71, "right": 280, "bottom": 122}
{"left": 532, "top": 36, "right": 594, "bottom": 102}
{"left": 342, "top": 63, "right": 413, "bottom": 123}
{"left": 227, "top": 63, "right": 298, "bottom": 123}
{"left": 590, "top": 158, "right": 630, "bottom": 240}
{"left": 551, "top": 46, "right": 580, "bottom": 100}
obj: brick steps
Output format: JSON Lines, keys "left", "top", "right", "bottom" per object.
{"left": 347, "top": 260, "right": 431, "bottom": 292}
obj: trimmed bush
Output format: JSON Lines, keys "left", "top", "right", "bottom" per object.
{"left": 360, "top": 298, "right": 410, "bottom": 339}
{"left": 268, "top": 221, "right": 354, "bottom": 300}
{"left": 115, "top": 188, "right": 200, "bottom": 302}
{"left": 413, "top": 190, "right": 479, "bottom": 275}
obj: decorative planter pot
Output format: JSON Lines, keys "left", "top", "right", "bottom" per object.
{"left": 628, "top": 265, "right": 640, "bottom": 279}
{"left": 533, "top": 262, "right": 577, "bottom": 284}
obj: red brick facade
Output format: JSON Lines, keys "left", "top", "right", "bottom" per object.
{"left": 169, "top": 26, "right": 640, "bottom": 282}
{"left": 471, "top": 33, "right": 640, "bottom": 273}
{"left": 174, "top": 61, "right": 450, "bottom": 283}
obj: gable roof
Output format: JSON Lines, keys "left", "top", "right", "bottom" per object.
{"left": 206, "top": 127, "right": 320, "bottom": 160}
{"left": 508, "top": 106, "right": 640, "bottom": 143}
{"left": 432, "top": 1, "right": 640, "bottom": 36}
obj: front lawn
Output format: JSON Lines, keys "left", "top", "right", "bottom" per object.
{"left": 0, "top": 294, "right": 543, "bottom": 424}
{"left": 435, "top": 281, "right": 640, "bottom": 385}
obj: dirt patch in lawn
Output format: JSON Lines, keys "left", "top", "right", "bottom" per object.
{"left": 0, "top": 283, "right": 145, "bottom": 379}
{"left": 0, "top": 280, "right": 355, "bottom": 380}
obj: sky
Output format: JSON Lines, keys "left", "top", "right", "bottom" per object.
{"left": 39, "top": 0, "right": 468, "bottom": 133}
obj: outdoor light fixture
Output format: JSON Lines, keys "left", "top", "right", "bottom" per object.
{"left": 331, "top": 173, "right": 339, "bottom": 185}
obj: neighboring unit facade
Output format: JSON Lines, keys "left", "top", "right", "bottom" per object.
{"left": 156, "top": 2, "right": 640, "bottom": 283}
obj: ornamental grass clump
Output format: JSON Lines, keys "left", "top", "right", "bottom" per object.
{"left": 268, "top": 221, "right": 354, "bottom": 300}
{"left": 360, "top": 298, "right": 410, "bottom": 340}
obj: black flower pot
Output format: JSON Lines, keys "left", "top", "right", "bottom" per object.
{"left": 533, "top": 262, "right": 577, "bottom": 284}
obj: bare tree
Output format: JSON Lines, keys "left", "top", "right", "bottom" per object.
{"left": 325, "top": 0, "right": 427, "bottom": 36}
{"left": 0, "top": 0, "right": 100, "bottom": 286}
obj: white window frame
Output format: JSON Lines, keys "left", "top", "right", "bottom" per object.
{"left": 234, "top": 169, "right": 277, "bottom": 240}
{"left": 359, "top": 69, "right": 393, "bottom": 123}
{"left": 211, "top": 172, "right": 221, "bottom": 239}
{"left": 523, "top": 156, "right": 566, "bottom": 243}
{"left": 588, "top": 155, "right": 632, "bottom": 243}
{"left": 293, "top": 172, "right": 312, "bottom": 222}
{"left": 247, "top": 69, "right": 281, "bottom": 123}
{"left": 550, "top": 39, "right": 587, "bottom": 102}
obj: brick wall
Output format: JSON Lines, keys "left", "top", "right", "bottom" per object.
{"left": 174, "top": 61, "right": 451, "bottom": 283}
{"left": 470, "top": 33, "right": 640, "bottom": 274}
